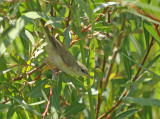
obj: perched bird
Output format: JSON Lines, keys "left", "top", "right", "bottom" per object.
{"left": 40, "top": 19, "right": 92, "bottom": 78}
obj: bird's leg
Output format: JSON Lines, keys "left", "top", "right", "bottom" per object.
{"left": 44, "top": 59, "right": 57, "bottom": 79}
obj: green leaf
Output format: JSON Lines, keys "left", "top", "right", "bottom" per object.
{"left": 122, "top": 49, "right": 132, "bottom": 80}
{"left": 63, "top": 85, "right": 72, "bottom": 98}
{"left": 129, "top": 34, "right": 142, "bottom": 55}
{"left": 0, "top": 104, "right": 10, "bottom": 111}
{"left": 71, "top": 78, "right": 87, "bottom": 90}
{"left": 10, "top": 52, "right": 27, "bottom": 64}
{"left": 63, "top": 27, "right": 72, "bottom": 49}
{"left": 143, "top": 22, "right": 150, "bottom": 48}
{"left": 76, "top": 0, "right": 92, "bottom": 21}
{"left": 0, "top": 58, "right": 10, "bottom": 77}
{"left": 144, "top": 23, "right": 160, "bottom": 45}
{"left": 79, "top": 39, "right": 86, "bottom": 64}
{"left": 41, "top": 89, "right": 48, "bottom": 101}
{"left": 45, "top": 19, "right": 63, "bottom": 29}
{"left": 62, "top": 102, "right": 85, "bottom": 117}
{"left": 0, "top": 11, "right": 62, "bottom": 57}
{"left": 35, "top": 0, "right": 42, "bottom": 12}
{"left": 121, "top": 75, "right": 159, "bottom": 88}
{"left": 7, "top": 104, "right": 16, "bottom": 119}
{"left": 113, "top": 108, "right": 141, "bottom": 119}
{"left": 9, "top": 96, "right": 41, "bottom": 116}
{"left": 25, "top": 30, "right": 35, "bottom": 46}
{"left": 129, "top": 11, "right": 160, "bottom": 26}
{"left": 0, "top": 16, "right": 31, "bottom": 57}
{"left": 123, "top": 97, "right": 160, "bottom": 107}
{"left": 85, "top": 38, "right": 95, "bottom": 86}
{"left": 150, "top": 0, "right": 160, "bottom": 19}
{"left": 51, "top": 87, "right": 60, "bottom": 110}
{"left": 139, "top": 0, "right": 152, "bottom": 15}
{"left": 27, "top": 0, "right": 35, "bottom": 10}
{"left": 142, "top": 54, "right": 160, "bottom": 73}
{"left": 28, "top": 79, "right": 49, "bottom": 98}
{"left": 121, "top": 53, "right": 160, "bottom": 78}
{"left": 24, "top": 11, "right": 42, "bottom": 19}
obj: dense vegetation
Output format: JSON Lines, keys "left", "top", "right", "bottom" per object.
{"left": 0, "top": 0, "right": 160, "bottom": 119}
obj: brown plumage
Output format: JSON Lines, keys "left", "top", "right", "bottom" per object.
{"left": 40, "top": 19, "right": 92, "bottom": 78}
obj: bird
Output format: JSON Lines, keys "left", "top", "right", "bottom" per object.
{"left": 40, "top": 19, "right": 92, "bottom": 78}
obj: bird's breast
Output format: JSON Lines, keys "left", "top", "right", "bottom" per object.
{"left": 46, "top": 45, "right": 76, "bottom": 75}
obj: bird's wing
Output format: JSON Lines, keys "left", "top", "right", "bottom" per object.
{"left": 41, "top": 19, "right": 75, "bottom": 67}
{"left": 55, "top": 40, "right": 75, "bottom": 67}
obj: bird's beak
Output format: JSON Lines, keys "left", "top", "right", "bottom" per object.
{"left": 86, "top": 73, "right": 93, "bottom": 79}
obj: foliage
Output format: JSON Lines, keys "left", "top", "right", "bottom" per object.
{"left": 0, "top": 0, "right": 160, "bottom": 119}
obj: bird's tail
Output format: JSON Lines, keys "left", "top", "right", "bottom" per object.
{"left": 40, "top": 19, "right": 56, "bottom": 47}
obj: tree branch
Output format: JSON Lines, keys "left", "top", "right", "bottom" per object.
{"left": 98, "top": 37, "right": 154, "bottom": 119}
{"left": 12, "top": 63, "right": 46, "bottom": 81}
{"left": 70, "top": 7, "right": 109, "bottom": 47}
{"left": 42, "top": 87, "right": 53, "bottom": 119}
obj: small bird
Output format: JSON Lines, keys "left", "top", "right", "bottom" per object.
{"left": 40, "top": 19, "right": 92, "bottom": 78}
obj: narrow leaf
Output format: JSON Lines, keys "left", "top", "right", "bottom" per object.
{"left": 144, "top": 23, "right": 160, "bottom": 45}
{"left": 113, "top": 108, "right": 141, "bottom": 119}
{"left": 122, "top": 49, "right": 132, "bottom": 80}
{"left": 76, "top": 0, "right": 92, "bottom": 21}
{"left": 123, "top": 97, "right": 160, "bottom": 107}
{"left": 9, "top": 96, "right": 41, "bottom": 116}
{"left": 121, "top": 53, "right": 160, "bottom": 77}
{"left": 62, "top": 102, "right": 85, "bottom": 117}
{"left": 63, "top": 27, "right": 72, "bottom": 49}
{"left": 129, "top": 34, "right": 141, "bottom": 55}
{"left": 0, "top": 104, "right": 10, "bottom": 111}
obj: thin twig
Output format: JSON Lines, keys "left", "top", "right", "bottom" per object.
{"left": 154, "top": 24, "right": 160, "bottom": 36}
{"left": 96, "top": 10, "right": 111, "bottom": 117}
{"left": 98, "top": 37, "right": 154, "bottom": 119}
{"left": 12, "top": 63, "right": 46, "bottom": 81}
{"left": 104, "top": 19, "right": 126, "bottom": 87}
{"left": 2, "top": 99, "right": 10, "bottom": 104}
{"left": 96, "top": 19, "right": 125, "bottom": 118}
{"left": 66, "top": 0, "right": 74, "bottom": 27}
{"left": 95, "top": 55, "right": 106, "bottom": 118}
{"left": 70, "top": 7, "right": 109, "bottom": 47}
{"left": 42, "top": 87, "right": 53, "bottom": 119}
{"left": 130, "top": 5, "right": 160, "bottom": 22}
{"left": 133, "top": 37, "right": 154, "bottom": 81}
{"left": 60, "top": 95, "right": 69, "bottom": 107}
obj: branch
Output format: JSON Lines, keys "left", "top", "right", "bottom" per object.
{"left": 42, "top": 87, "right": 53, "bottom": 119}
{"left": 70, "top": 7, "right": 109, "bottom": 47}
{"left": 60, "top": 95, "right": 69, "bottom": 107}
{"left": 66, "top": 0, "right": 74, "bottom": 27}
{"left": 98, "top": 37, "right": 154, "bottom": 119}
{"left": 130, "top": 5, "right": 160, "bottom": 23}
{"left": 104, "top": 19, "right": 126, "bottom": 87}
{"left": 12, "top": 63, "right": 46, "bottom": 81}
{"left": 2, "top": 99, "right": 10, "bottom": 104}
{"left": 96, "top": 10, "right": 111, "bottom": 118}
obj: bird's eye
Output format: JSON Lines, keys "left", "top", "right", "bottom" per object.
{"left": 81, "top": 68, "right": 85, "bottom": 72}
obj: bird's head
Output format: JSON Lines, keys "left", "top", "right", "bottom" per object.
{"left": 75, "top": 61, "right": 93, "bottom": 78}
